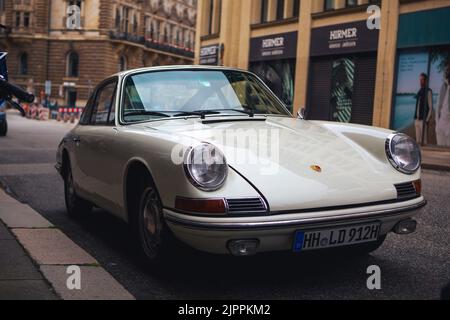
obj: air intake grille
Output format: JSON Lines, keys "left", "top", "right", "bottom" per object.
{"left": 395, "top": 182, "right": 417, "bottom": 200}
{"left": 226, "top": 198, "right": 267, "bottom": 215}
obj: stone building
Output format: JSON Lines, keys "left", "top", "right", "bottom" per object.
{"left": 0, "top": 0, "right": 197, "bottom": 108}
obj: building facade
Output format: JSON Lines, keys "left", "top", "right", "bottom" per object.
{"left": 0, "top": 0, "right": 197, "bottom": 108}
{"left": 195, "top": 0, "right": 450, "bottom": 148}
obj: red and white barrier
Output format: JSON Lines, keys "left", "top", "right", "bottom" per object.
{"left": 39, "top": 107, "right": 49, "bottom": 121}
{"left": 57, "top": 107, "right": 82, "bottom": 123}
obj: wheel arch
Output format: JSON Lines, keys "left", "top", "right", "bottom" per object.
{"left": 122, "top": 157, "right": 162, "bottom": 224}
{"left": 60, "top": 148, "right": 71, "bottom": 178}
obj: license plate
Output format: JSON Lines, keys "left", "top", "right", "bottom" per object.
{"left": 293, "top": 223, "right": 381, "bottom": 252}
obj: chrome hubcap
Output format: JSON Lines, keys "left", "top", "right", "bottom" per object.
{"left": 140, "top": 189, "right": 162, "bottom": 255}
{"left": 143, "top": 200, "right": 157, "bottom": 235}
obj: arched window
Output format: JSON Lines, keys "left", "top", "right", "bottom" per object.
{"left": 19, "top": 53, "right": 28, "bottom": 75}
{"left": 119, "top": 55, "right": 127, "bottom": 71}
{"left": 67, "top": 51, "right": 79, "bottom": 77}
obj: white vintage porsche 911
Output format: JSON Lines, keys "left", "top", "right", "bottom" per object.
{"left": 56, "top": 66, "right": 426, "bottom": 262}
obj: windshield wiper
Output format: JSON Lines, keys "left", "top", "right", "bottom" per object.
{"left": 173, "top": 110, "right": 221, "bottom": 119}
{"left": 124, "top": 111, "right": 171, "bottom": 118}
{"left": 213, "top": 108, "right": 255, "bottom": 117}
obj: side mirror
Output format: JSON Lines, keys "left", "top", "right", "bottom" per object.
{"left": 297, "top": 107, "right": 306, "bottom": 119}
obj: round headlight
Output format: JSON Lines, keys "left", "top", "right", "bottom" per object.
{"left": 386, "top": 133, "right": 421, "bottom": 174}
{"left": 184, "top": 143, "right": 228, "bottom": 191}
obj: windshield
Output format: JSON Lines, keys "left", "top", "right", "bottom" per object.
{"left": 121, "top": 70, "right": 291, "bottom": 123}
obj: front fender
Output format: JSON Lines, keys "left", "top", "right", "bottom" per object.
{"left": 118, "top": 128, "right": 262, "bottom": 211}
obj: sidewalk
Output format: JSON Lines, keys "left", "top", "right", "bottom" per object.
{"left": 422, "top": 147, "right": 450, "bottom": 172}
{"left": 0, "top": 188, "right": 134, "bottom": 300}
{"left": 0, "top": 220, "right": 58, "bottom": 300}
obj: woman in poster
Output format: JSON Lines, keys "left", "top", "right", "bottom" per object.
{"left": 436, "top": 64, "right": 450, "bottom": 147}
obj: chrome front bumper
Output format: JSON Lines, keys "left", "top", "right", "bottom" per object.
{"left": 164, "top": 197, "right": 426, "bottom": 254}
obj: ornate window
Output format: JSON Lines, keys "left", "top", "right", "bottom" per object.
{"left": 19, "top": 53, "right": 28, "bottom": 75}
{"left": 67, "top": 51, "right": 79, "bottom": 78}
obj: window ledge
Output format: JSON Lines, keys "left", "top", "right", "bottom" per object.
{"left": 200, "top": 33, "right": 220, "bottom": 41}
{"left": 312, "top": 2, "right": 381, "bottom": 20}
{"left": 251, "top": 17, "right": 299, "bottom": 30}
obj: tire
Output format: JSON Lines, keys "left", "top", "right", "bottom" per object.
{"left": 64, "top": 162, "right": 92, "bottom": 218}
{"left": 131, "top": 180, "right": 173, "bottom": 265}
{"left": 0, "top": 121, "right": 7, "bottom": 136}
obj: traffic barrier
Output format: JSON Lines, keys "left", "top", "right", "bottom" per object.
{"left": 57, "top": 107, "right": 82, "bottom": 123}
{"left": 38, "top": 107, "right": 49, "bottom": 121}
{"left": 30, "top": 105, "right": 37, "bottom": 119}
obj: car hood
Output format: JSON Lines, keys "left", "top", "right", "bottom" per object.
{"left": 135, "top": 116, "right": 413, "bottom": 211}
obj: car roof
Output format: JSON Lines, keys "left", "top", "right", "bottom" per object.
{"left": 113, "top": 65, "right": 250, "bottom": 78}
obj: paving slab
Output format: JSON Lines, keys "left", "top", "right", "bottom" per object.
{"left": 40, "top": 265, "right": 134, "bottom": 300}
{"left": 0, "top": 202, "right": 53, "bottom": 229}
{"left": 0, "top": 280, "right": 58, "bottom": 300}
{"left": 0, "top": 240, "right": 44, "bottom": 280}
{"left": 0, "top": 190, "right": 17, "bottom": 203}
{"left": 12, "top": 229, "right": 97, "bottom": 266}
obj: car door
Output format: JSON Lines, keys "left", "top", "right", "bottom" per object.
{"left": 72, "top": 78, "right": 119, "bottom": 211}
{"left": 70, "top": 93, "right": 96, "bottom": 199}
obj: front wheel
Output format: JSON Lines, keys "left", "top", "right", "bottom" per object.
{"left": 132, "top": 184, "right": 173, "bottom": 265}
{"left": 0, "top": 121, "right": 7, "bottom": 136}
{"left": 64, "top": 163, "right": 92, "bottom": 218}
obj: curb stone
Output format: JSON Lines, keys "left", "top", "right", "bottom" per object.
{"left": 0, "top": 188, "right": 135, "bottom": 300}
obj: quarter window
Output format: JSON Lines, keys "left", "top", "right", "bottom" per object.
{"left": 91, "top": 80, "right": 117, "bottom": 125}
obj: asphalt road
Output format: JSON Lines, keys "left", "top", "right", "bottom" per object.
{"left": 1, "top": 111, "right": 449, "bottom": 300}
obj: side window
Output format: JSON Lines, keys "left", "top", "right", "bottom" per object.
{"left": 79, "top": 95, "right": 94, "bottom": 125}
{"left": 108, "top": 92, "right": 116, "bottom": 125}
{"left": 91, "top": 80, "right": 117, "bottom": 125}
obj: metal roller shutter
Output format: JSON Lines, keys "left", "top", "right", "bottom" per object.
{"left": 306, "top": 57, "right": 332, "bottom": 121}
{"left": 351, "top": 54, "right": 377, "bottom": 125}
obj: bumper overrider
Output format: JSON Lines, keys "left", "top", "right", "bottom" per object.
{"left": 164, "top": 197, "right": 427, "bottom": 255}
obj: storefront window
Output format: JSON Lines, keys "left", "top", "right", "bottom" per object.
{"left": 392, "top": 51, "right": 429, "bottom": 134}
{"left": 330, "top": 57, "right": 355, "bottom": 123}
{"left": 248, "top": 32, "right": 298, "bottom": 113}
{"left": 249, "top": 59, "right": 296, "bottom": 112}
{"left": 430, "top": 48, "right": 450, "bottom": 147}
{"left": 394, "top": 7, "right": 450, "bottom": 148}
{"left": 392, "top": 47, "right": 450, "bottom": 147}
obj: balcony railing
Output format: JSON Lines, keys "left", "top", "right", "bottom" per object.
{"left": 109, "top": 30, "right": 194, "bottom": 58}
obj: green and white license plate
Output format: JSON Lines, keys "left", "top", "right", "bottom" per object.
{"left": 293, "top": 223, "right": 381, "bottom": 252}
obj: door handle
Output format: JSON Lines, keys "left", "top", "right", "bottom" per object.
{"left": 73, "top": 136, "right": 81, "bottom": 143}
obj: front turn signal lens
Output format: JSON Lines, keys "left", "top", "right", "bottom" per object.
{"left": 413, "top": 180, "right": 422, "bottom": 195}
{"left": 175, "top": 197, "right": 226, "bottom": 215}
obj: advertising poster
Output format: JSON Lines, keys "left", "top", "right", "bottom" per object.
{"left": 429, "top": 47, "right": 450, "bottom": 147}
{"left": 393, "top": 51, "right": 429, "bottom": 138}
{"left": 393, "top": 47, "right": 450, "bottom": 147}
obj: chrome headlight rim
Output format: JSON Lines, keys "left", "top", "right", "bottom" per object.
{"left": 385, "top": 133, "right": 421, "bottom": 175}
{"left": 183, "top": 143, "right": 228, "bottom": 192}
